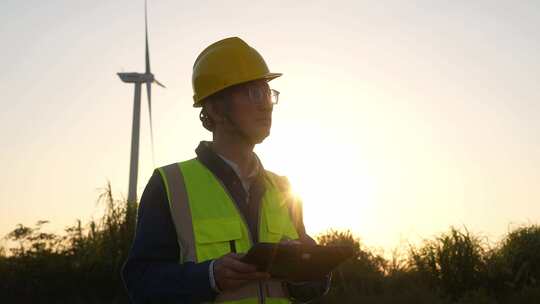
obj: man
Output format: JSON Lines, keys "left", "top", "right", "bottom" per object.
{"left": 122, "top": 37, "right": 329, "bottom": 303}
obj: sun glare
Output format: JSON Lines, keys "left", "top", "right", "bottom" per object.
{"left": 259, "top": 124, "right": 378, "bottom": 238}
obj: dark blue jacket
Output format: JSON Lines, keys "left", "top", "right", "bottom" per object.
{"left": 122, "top": 142, "right": 329, "bottom": 303}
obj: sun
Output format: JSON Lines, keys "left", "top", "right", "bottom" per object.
{"left": 258, "top": 124, "right": 377, "bottom": 238}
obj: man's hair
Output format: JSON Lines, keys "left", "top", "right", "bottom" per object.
{"left": 199, "top": 87, "right": 234, "bottom": 132}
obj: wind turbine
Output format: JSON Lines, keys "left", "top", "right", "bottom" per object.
{"left": 118, "top": 0, "right": 165, "bottom": 205}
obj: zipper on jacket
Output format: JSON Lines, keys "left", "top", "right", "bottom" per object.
{"left": 257, "top": 185, "right": 267, "bottom": 304}
{"left": 258, "top": 282, "right": 266, "bottom": 304}
{"left": 245, "top": 185, "right": 267, "bottom": 303}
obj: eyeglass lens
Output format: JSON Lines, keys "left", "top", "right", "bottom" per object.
{"left": 248, "top": 87, "right": 278, "bottom": 105}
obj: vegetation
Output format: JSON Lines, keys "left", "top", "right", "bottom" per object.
{"left": 1, "top": 186, "right": 539, "bottom": 303}
{"left": 0, "top": 183, "right": 136, "bottom": 303}
{"left": 321, "top": 227, "right": 540, "bottom": 304}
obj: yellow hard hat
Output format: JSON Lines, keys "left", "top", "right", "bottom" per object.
{"left": 192, "top": 37, "right": 282, "bottom": 107}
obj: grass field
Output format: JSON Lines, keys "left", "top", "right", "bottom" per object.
{"left": 1, "top": 184, "right": 539, "bottom": 303}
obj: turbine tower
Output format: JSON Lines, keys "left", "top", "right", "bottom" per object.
{"left": 118, "top": 0, "right": 165, "bottom": 205}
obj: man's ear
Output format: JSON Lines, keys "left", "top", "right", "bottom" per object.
{"left": 205, "top": 102, "right": 225, "bottom": 124}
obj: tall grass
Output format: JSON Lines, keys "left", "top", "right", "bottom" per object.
{"left": 321, "top": 226, "right": 540, "bottom": 304}
{"left": 0, "top": 182, "right": 135, "bottom": 303}
{"left": 1, "top": 184, "right": 539, "bottom": 303}
{"left": 409, "top": 227, "right": 488, "bottom": 300}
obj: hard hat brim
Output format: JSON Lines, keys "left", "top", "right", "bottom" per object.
{"left": 261, "top": 72, "right": 283, "bottom": 81}
{"left": 193, "top": 72, "right": 282, "bottom": 108}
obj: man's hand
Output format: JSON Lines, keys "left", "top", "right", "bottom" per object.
{"left": 213, "top": 253, "right": 270, "bottom": 292}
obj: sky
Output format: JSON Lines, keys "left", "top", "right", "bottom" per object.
{"left": 1, "top": 0, "right": 539, "bottom": 251}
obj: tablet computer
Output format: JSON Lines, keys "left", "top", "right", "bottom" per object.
{"left": 241, "top": 243, "right": 353, "bottom": 281}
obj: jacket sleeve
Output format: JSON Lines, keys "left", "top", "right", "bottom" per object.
{"left": 278, "top": 176, "right": 332, "bottom": 303}
{"left": 121, "top": 170, "right": 217, "bottom": 304}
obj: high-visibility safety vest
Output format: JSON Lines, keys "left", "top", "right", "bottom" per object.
{"left": 158, "top": 159, "right": 300, "bottom": 304}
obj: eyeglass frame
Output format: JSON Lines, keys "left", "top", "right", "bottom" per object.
{"left": 231, "top": 83, "right": 280, "bottom": 106}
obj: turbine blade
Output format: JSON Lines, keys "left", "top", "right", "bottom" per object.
{"left": 145, "top": 0, "right": 151, "bottom": 74}
{"left": 146, "top": 81, "right": 156, "bottom": 167}
{"left": 154, "top": 79, "right": 166, "bottom": 88}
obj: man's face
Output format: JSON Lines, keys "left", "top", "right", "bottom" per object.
{"left": 227, "top": 80, "right": 274, "bottom": 144}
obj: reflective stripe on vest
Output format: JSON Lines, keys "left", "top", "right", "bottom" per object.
{"left": 158, "top": 159, "right": 299, "bottom": 304}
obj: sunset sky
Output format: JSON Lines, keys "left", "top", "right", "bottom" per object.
{"left": 1, "top": 0, "right": 539, "bottom": 251}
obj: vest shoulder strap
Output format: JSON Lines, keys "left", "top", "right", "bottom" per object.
{"left": 157, "top": 161, "right": 197, "bottom": 263}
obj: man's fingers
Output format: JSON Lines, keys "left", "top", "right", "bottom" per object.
{"left": 214, "top": 253, "right": 271, "bottom": 292}
{"left": 223, "top": 256, "right": 257, "bottom": 273}
{"left": 224, "top": 270, "right": 270, "bottom": 281}
{"left": 223, "top": 278, "right": 251, "bottom": 290}
{"left": 225, "top": 253, "right": 244, "bottom": 260}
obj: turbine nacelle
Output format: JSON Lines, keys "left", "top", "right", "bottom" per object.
{"left": 117, "top": 72, "right": 155, "bottom": 83}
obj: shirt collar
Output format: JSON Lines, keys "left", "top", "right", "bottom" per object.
{"left": 195, "top": 141, "right": 267, "bottom": 185}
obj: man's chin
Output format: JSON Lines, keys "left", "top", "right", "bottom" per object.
{"left": 252, "top": 130, "right": 270, "bottom": 144}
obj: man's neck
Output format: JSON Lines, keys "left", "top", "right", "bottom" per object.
{"left": 211, "top": 136, "right": 256, "bottom": 178}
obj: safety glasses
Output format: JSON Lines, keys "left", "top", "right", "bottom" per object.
{"left": 245, "top": 86, "right": 280, "bottom": 105}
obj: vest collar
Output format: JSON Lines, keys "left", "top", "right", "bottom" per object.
{"left": 195, "top": 141, "right": 269, "bottom": 186}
